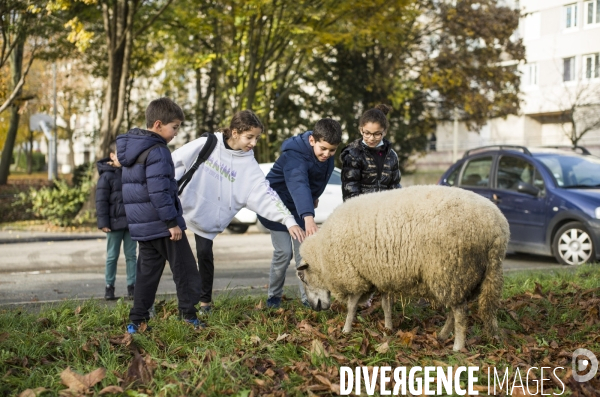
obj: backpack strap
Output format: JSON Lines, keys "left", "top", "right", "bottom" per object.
{"left": 177, "top": 132, "right": 218, "bottom": 195}
{"left": 135, "top": 143, "right": 167, "bottom": 165}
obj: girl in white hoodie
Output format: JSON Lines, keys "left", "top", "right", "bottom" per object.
{"left": 172, "top": 110, "right": 305, "bottom": 314}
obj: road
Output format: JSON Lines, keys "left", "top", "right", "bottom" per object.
{"left": 0, "top": 227, "right": 570, "bottom": 305}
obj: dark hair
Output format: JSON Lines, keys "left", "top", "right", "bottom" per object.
{"left": 108, "top": 141, "right": 117, "bottom": 154}
{"left": 312, "top": 118, "right": 342, "bottom": 145}
{"left": 145, "top": 97, "right": 185, "bottom": 128}
{"left": 220, "top": 110, "right": 263, "bottom": 138}
{"left": 359, "top": 104, "right": 392, "bottom": 131}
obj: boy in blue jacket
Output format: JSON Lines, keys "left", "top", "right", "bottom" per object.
{"left": 95, "top": 141, "right": 136, "bottom": 301}
{"left": 258, "top": 118, "right": 342, "bottom": 308}
{"left": 117, "top": 97, "right": 203, "bottom": 333}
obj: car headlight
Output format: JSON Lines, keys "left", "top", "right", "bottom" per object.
{"left": 596, "top": 207, "right": 600, "bottom": 219}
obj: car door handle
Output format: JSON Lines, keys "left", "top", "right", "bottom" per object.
{"left": 492, "top": 194, "right": 502, "bottom": 204}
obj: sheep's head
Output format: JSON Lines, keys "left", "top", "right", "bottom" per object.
{"left": 297, "top": 262, "right": 331, "bottom": 311}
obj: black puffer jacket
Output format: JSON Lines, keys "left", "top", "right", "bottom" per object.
{"left": 95, "top": 158, "right": 128, "bottom": 231}
{"left": 340, "top": 139, "right": 401, "bottom": 201}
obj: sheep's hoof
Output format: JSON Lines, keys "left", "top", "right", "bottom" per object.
{"left": 342, "top": 327, "right": 352, "bottom": 334}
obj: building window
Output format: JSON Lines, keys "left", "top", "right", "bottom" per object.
{"left": 584, "top": 53, "right": 600, "bottom": 79}
{"left": 563, "top": 57, "right": 576, "bottom": 81}
{"left": 584, "top": 0, "right": 600, "bottom": 25}
{"left": 565, "top": 3, "right": 579, "bottom": 29}
{"left": 523, "top": 63, "right": 538, "bottom": 86}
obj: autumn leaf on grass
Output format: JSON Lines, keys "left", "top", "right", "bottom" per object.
{"left": 375, "top": 341, "right": 390, "bottom": 354}
{"left": 359, "top": 336, "right": 370, "bottom": 355}
{"left": 60, "top": 367, "right": 106, "bottom": 395}
{"left": 255, "top": 300, "right": 264, "bottom": 309}
{"left": 310, "top": 339, "right": 329, "bottom": 358}
{"left": 109, "top": 333, "right": 133, "bottom": 347}
{"left": 397, "top": 330, "right": 414, "bottom": 347}
{"left": 125, "top": 348, "right": 157, "bottom": 387}
{"left": 18, "top": 388, "right": 47, "bottom": 397}
{"left": 276, "top": 333, "right": 289, "bottom": 342}
{"left": 250, "top": 335, "right": 261, "bottom": 345}
{"left": 98, "top": 386, "right": 123, "bottom": 395}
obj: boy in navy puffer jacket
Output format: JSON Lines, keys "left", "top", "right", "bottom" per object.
{"left": 117, "top": 97, "right": 203, "bottom": 333}
{"left": 96, "top": 141, "right": 136, "bottom": 301}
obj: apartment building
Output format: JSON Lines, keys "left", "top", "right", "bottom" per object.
{"left": 416, "top": 0, "right": 600, "bottom": 170}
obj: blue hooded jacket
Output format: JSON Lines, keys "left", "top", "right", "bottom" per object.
{"left": 95, "top": 158, "right": 128, "bottom": 231}
{"left": 258, "top": 131, "right": 334, "bottom": 231}
{"left": 116, "top": 128, "right": 186, "bottom": 241}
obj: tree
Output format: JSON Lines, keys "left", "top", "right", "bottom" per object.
{"left": 557, "top": 80, "right": 600, "bottom": 146}
{"left": 0, "top": 0, "right": 50, "bottom": 184}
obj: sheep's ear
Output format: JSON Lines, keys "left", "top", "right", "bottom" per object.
{"left": 297, "top": 264, "right": 309, "bottom": 271}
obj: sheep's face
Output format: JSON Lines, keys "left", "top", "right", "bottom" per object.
{"left": 297, "top": 263, "right": 331, "bottom": 311}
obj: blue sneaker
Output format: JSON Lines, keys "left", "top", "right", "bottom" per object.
{"left": 302, "top": 300, "right": 310, "bottom": 308}
{"left": 198, "top": 305, "right": 212, "bottom": 316}
{"left": 266, "top": 296, "right": 281, "bottom": 309}
{"left": 184, "top": 318, "right": 206, "bottom": 329}
{"left": 127, "top": 323, "right": 152, "bottom": 334}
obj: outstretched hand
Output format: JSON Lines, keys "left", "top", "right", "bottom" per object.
{"left": 288, "top": 225, "right": 305, "bottom": 243}
{"left": 304, "top": 216, "right": 318, "bottom": 237}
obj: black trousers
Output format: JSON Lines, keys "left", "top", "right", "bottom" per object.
{"left": 195, "top": 234, "right": 214, "bottom": 304}
{"left": 129, "top": 233, "right": 200, "bottom": 323}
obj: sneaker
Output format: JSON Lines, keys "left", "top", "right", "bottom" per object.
{"left": 198, "top": 305, "right": 212, "bottom": 316}
{"left": 127, "top": 284, "right": 135, "bottom": 300}
{"left": 104, "top": 285, "right": 116, "bottom": 300}
{"left": 184, "top": 318, "right": 206, "bottom": 329}
{"left": 127, "top": 322, "right": 152, "bottom": 334}
{"left": 266, "top": 296, "right": 281, "bottom": 309}
{"left": 301, "top": 300, "right": 310, "bottom": 308}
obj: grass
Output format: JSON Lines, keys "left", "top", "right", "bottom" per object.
{"left": 1, "top": 266, "right": 599, "bottom": 396}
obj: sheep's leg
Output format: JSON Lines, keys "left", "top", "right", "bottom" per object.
{"left": 452, "top": 305, "right": 468, "bottom": 352}
{"left": 381, "top": 292, "right": 394, "bottom": 330}
{"left": 342, "top": 293, "right": 363, "bottom": 333}
{"left": 438, "top": 311, "right": 454, "bottom": 341}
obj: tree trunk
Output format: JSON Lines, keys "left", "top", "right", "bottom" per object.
{"left": 0, "top": 35, "right": 25, "bottom": 185}
{"left": 27, "top": 128, "right": 33, "bottom": 174}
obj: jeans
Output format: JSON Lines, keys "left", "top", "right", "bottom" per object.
{"left": 267, "top": 229, "right": 307, "bottom": 302}
{"left": 105, "top": 229, "right": 137, "bottom": 286}
{"left": 129, "top": 233, "right": 201, "bottom": 323}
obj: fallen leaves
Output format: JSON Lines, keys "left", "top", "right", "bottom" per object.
{"left": 59, "top": 367, "right": 105, "bottom": 396}
{"left": 18, "top": 388, "right": 47, "bottom": 397}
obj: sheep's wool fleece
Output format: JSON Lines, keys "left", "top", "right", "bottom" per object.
{"left": 300, "top": 185, "right": 510, "bottom": 305}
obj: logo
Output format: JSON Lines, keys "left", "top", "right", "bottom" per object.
{"left": 572, "top": 348, "right": 598, "bottom": 383}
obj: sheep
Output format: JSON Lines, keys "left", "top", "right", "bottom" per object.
{"left": 296, "top": 185, "right": 509, "bottom": 351}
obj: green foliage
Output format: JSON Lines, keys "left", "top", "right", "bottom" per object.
{"left": 15, "top": 172, "right": 93, "bottom": 226}
{"left": 11, "top": 150, "right": 46, "bottom": 172}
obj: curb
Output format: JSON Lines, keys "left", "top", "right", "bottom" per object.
{"left": 0, "top": 235, "right": 105, "bottom": 244}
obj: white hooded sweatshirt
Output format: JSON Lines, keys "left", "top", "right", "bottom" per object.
{"left": 172, "top": 133, "right": 297, "bottom": 240}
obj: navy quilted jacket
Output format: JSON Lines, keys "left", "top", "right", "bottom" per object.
{"left": 116, "top": 128, "right": 186, "bottom": 241}
{"left": 258, "top": 131, "right": 333, "bottom": 231}
{"left": 95, "top": 158, "right": 128, "bottom": 231}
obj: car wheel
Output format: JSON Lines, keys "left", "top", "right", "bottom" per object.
{"left": 226, "top": 224, "right": 249, "bottom": 234}
{"left": 552, "top": 221, "right": 595, "bottom": 266}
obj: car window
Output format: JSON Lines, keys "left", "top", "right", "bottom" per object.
{"left": 537, "top": 154, "right": 600, "bottom": 188}
{"left": 328, "top": 169, "right": 342, "bottom": 185}
{"left": 460, "top": 157, "right": 492, "bottom": 187}
{"left": 497, "top": 156, "right": 543, "bottom": 193}
{"left": 446, "top": 166, "right": 460, "bottom": 186}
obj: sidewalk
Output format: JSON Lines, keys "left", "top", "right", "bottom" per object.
{"left": 0, "top": 229, "right": 105, "bottom": 244}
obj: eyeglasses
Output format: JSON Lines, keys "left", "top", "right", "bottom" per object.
{"left": 360, "top": 129, "right": 384, "bottom": 139}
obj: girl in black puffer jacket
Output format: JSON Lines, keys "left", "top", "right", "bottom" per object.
{"left": 340, "top": 104, "right": 401, "bottom": 202}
